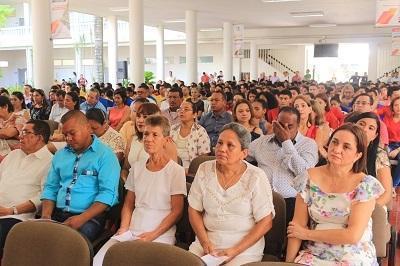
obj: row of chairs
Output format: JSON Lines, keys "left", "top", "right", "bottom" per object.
{"left": 1, "top": 221, "right": 301, "bottom": 266}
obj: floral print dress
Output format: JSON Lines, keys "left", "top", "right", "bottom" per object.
{"left": 295, "top": 174, "right": 384, "bottom": 266}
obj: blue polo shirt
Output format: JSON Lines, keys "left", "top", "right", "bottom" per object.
{"left": 80, "top": 101, "right": 107, "bottom": 114}
{"left": 41, "top": 136, "right": 120, "bottom": 213}
{"left": 199, "top": 111, "right": 233, "bottom": 147}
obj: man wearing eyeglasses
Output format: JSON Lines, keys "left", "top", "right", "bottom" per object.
{"left": 41, "top": 110, "right": 120, "bottom": 241}
{"left": 0, "top": 120, "right": 53, "bottom": 258}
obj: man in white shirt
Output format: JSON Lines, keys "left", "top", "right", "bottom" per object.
{"left": 0, "top": 120, "right": 53, "bottom": 257}
{"left": 270, "top": 72, "right": 280, "bottom": 84}
{"left": 248, "top": 107, "right": 318, "bottom": 225}
{"left": 49, "top": 90, "right": 69, "bottom": 122}
{"left": 161, "top": 87, "right": 182, "bottom": 126}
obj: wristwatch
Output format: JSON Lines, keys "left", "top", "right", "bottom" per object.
{"left": 12, "top": 206, "right": 18, "bottom": 215}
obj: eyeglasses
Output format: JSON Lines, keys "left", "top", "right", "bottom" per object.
{"left": 20, "top": 130, "right": 37, "bottom": 137}
{"left": 178, "top": 108, "right": 193, "bottom": 113}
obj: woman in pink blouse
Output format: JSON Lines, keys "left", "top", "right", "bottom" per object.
{"left": 108, "top": 89, "right": 130, "bottom": 131}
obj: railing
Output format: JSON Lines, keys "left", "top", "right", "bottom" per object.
{"left": 258, "top": 49, "right": 296, "bottom": 74}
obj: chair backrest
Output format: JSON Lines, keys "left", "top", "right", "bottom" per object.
{"left": 264, "top": 191, "right": 287, "bottom": 259}
{"left": 371, "top": 203, "right": 391, "bottom": 258}
{"left": 242, "top": 262, "right": 302, "bottom": 266}
{"left": 103, "top": 241, "right": 205, "bottom": 266}
{"left": 175, "top": 182, "right": 195, "bottom": 249}
{"left": 2, "top": 221, "right": 92, "bottom": 266}
{"left": 187, "top": 155, "right": 215, "bottom": 180}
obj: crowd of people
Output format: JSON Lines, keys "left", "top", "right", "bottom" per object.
{"left": 0, "top": 71, "right": 398, "bottom": 265}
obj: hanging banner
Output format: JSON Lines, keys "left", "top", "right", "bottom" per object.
{"left": 51, "top": 0, "right": 71, "bottom": 39}
{"left": 376, "top": 0, "right": 400, "bottom": 27}
{"left": 233, "top": 24, "right": 244, "bottom": 58}
{"left": 392, "top": 27, "right": 400, "bottom": 55}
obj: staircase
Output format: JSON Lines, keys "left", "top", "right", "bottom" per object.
{"left": 243, "top": 48, "right": 297, "bottom": 75}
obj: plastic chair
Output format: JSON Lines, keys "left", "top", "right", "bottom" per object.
{"left": 187, "top": 155, "right": 215, "bottom": 183}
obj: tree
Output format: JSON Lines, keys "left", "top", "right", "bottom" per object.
{"left": 144, "top": 71, "right": 155, "bottom": 84}
{"left": 0, "top": 5, "right": 14, "bottom": 27}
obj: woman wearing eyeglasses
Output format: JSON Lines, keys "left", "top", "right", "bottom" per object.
{"left": 170, "top": 101, "right": 210, "bottom": 172}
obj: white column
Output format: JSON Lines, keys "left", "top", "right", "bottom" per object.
{"left": 223, "top": 22, "right": 233, "bottom": 81}
{"left": 129, "top": 0, "right": 144, "bottom": 85}
{"left": 156, "top": 25, "right": 165, "bottom": 82}
{"left": 234, "top": 57, "right": 241, "bottom": 81}
{"left": 250, "top": 41, "right": 258, "bottom": 81}
{"left": 31, "top": 0, "right": 53, "bottom": 91}
{"left": 185, "top": 10, "right": 198, "bottom": 83}
{"left": 368, "top": 43, "right": 378, "bottom": 82}
{"left": 25, "top": 48, "right": 33, "bottom": 84}
{"left": 74, "top": 47, "right": 82, "bottom": 80}
{"left": 107, "top": 16, "right": 118, "bottom": 85}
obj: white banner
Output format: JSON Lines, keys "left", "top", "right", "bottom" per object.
{"left": 376, "top": 0, "right": 400, "bottom": 27}
{"left": 233, "top": 24, "right": 244, "bottom": 58}
{"left": 392, "top": 27, "right": 400, "bottom": 55}
{"left": 51, "top": 0, "right": 71, "bottom": 39}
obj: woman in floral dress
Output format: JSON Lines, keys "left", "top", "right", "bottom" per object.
{"left": 286, "top": 123, "right": 384, "bottom": 265}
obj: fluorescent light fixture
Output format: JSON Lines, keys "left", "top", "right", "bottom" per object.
{"left": 309, "top": 23, "right": 336, "bottom": 28}
{"left": 290, "top": 11, "right": 324, "bottom": 17}
{"left": 164, "top": 19, "right": 185, "bottom": 23}
{"left": 262, "top": 0, "right": 302, "bottom": 2}
{"left": 110, "top": 7, "right": 129, "bottom": 12}
{"left": 200, "top": 28, "right": 222, "bottom": 32}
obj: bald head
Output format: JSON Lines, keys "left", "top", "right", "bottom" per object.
{"left": 61, "top": 110, "right": 88, "bottom": 125}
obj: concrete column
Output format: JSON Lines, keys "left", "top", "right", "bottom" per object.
{"left": 74, "top": 47, "right": 82, "bottom": 81}
{"left": 107, "top": 16, "right": 118, "bottom": 85}
{"left": 185, "top": 10, "right": 198, "bottom": 83}
{"left": 25, "top": 48, "right": 33, "bottom": 84}
{"left": 250, "top": 41, "right": 258, "bottom": 81}
{"left": 368, "top": 43, "right": 378, "bottom": 82}
{"left": 223, "top": 22, "right": 233, "bottom": 81}
{"left": 129, "top": 0, "right": 144, "bottom": 85}
{"left": 234, "top": 57, "right": 241, "bottom": 81}
{"left": 156, "top": 25, "right": 165, "bottom": 82}
{"left": 31, "top": 0, "right": 53, "bottom": 91}
{"left": 94, "top": 16, "right": 104, "bottom": 83}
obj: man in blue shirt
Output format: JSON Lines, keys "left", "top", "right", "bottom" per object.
{"left": 41, "top": 110, "right": 120, "bottom": 241}
{"left": 80, "top": 88, "right": 107, "bottom": 114}
{"left": 199, "top": 91, "right": 233, "bottom": 148}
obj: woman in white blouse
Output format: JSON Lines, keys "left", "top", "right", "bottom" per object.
{"left": 170, "top": 101, "right": 210, "bottom": 172}
{"left": 93, "top": 115, "right": 187, "bottom": 266}
{"left": 188, "top": 122, "right": 275, "bottom": 265}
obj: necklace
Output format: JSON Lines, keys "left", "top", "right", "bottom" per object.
{"left": 216, "top": 163, "right": 244, "bottom": 195}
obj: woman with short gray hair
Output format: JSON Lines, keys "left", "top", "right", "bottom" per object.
{"left": 188, "top": 122, "right": 275, "bottom": 265}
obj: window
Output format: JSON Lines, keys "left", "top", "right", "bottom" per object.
{"left": 165, "top": 56, "right": 174, "bottom": 64}
{"left": 82, "top": 59, "right": 94, "bottom": 66}
{"left": 0, "top": 61, "right": 8, "bottom": 67}
{"left": 54, "top": 60, "right": 62, "bottom": 66}
{"left": 144, "top": 57, "right": 156, "bottom": 65}
{"left": 62, "top": 60, "right": 75, "bottom": 66}
{"left": 179, "top": 56, "right": 186, "bottom": 64}
{"left": 199, "top": 56, "right": 213, "bottom": 63}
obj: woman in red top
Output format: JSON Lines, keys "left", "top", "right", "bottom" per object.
{"left": 384, "top": 96, "right": 400, "bottom": 186}
{"left": 108, "top": 89, "right": 130, "bottom": 131}
{"left": 315, "top": 93, "right": 342, "bottom": 129}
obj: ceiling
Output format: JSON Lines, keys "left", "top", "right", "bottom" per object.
{"left": 63, "top": 0, "right": 376, "bottom": 31}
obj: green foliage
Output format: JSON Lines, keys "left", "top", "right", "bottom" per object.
{"left": 6, "top": 84, "right": 23, "bottom": 93}
{"left": 0, "top": 5, "right": 14, "bottom": 27}
{"left": 144, "top": 71, "right": 155, "bottom": 84}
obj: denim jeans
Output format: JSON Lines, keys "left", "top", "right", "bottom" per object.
{"left": 52, "top": 208, "right": 105, "bottom": 241}
{"left": 0, "top": 218, "right": 21, "bottom": 257}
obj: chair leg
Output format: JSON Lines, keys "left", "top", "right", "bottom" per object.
{"left": 388, "top": 227, "right": 397, "bottom": 266}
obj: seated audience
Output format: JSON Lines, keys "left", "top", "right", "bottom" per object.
{"left": 80, "top": 88, "right": 107, "bottom": 114}
{"left": 384, "top": 96, "right": 400, "bottom": 186}
{"left": 286, "top": 124, "right": 383, "bottom": 265}
{"left": 10, "top": 91, "right": 30, "bottom": 131}
{"left": 315, "top": 93, "right": 341, "bottom": 129}
{"left": 0, "top": 96, "right": 20, "bottom": 155}
{"left": 233, "top": 99, "right": 262, "bottom": 141}
{"left": 251, "top": 98, "right": 271, "bottom": 135}
{"left": 41, "top": 110, "right": 120, "bottom": 241}
{"left": 161, "top": 87, "right": 183, "bottom": 127}
{"left": 248, "top": 107, "right": 318, "bottom": 225}
{"left": 86, "top": 108, "right": 125, "bottom": 162}
{"left": 187, "top": 86, "right": 204, "bottom": 119}
{"left": 199, "top": 91, "right": 233, "bottom": 148}
{"left": 170, "top": 101, "right": 210, "bottom": 171}
{"left": 30, "top": 89, "right": 51, "bottom": 120}
{"left": 188, "top": 122, "right": 275, "bottom": 265}
{"left": 93, "top": 115, "right": 186, "bottom": 266}
{"left": 108, "top": 88, "right": 130, "bottom": 131}
{"left": 48, "top": 90, "right": 68, "bottom": 123}
{"left": 119, "top": 98, "right": 148, "bottom": 145}
{"left": 0, "top": 120, "right": 52, "bottom": 258}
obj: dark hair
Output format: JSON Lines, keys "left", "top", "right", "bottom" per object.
{"left": 347, "top": 112, "right": 380, "bottom": 176}
{"left": 11, "top": 91, "right": 26, "bottom": 109}
{"left": 352, "top": 93, "right": 373, "bottom": 107}
{"left": 315, "top": 93, "right": 330, "bottom": 112}
{"left": 0, "top": 88, "right": 9, "bottom": 96}
{"left": 56, "top": 89, "right": 66, "bottom": 98}
{"left": 261, "top": 91, "right": 278, "bottom": 109}
{"left": 114, "top": 88, "right": 127, "bottom": 102}
{"left": 32, "top": 89, "right": 48, "bottom": 108}
{"left": 278, "top": 89, "right": 292, "bottom": 98}
{"left": 253, "top": 98, "right": 268, "bottom": 109}
{"left": 247, "top": 89, "right": 258, "bottom": 100}
{"left": 289, "top": 87, "right": 300, "bottom": 95}
{"left": 60, "top": 110, "right": 88, "bottom": 125}
{"left": 327, "top": 123, "right": 367, "bottom": 173}
{"left": 86, "top": 108, "right": 107, "bottom": 125}
{"left": 390, "top": 96, "right": 400, "bottom": 112}
{"left": 134, "top": 98, "right": 150, "bottom": 104}
{"left": 0, "top": 95, "right": 14, "bottom": 112}
{"left": 26, "top": 119, "right": 51, "bottom": 144}
{"left": 389, "top": 86, "right": 400, "bottom": 97}
{"left": 232, "top": 99, "right": 255, "bottom": 123}
{"left": 184, "top": 99, "right": 198, "bottom": 114}
{"left": 211, "top": 90, "right": 227, "bottom": 101}
{"left": 168, "top": 87, "right": 183, "bottom": 98}
{"left": 66, "top": 91, "right": 80, "bottom": 110}
{"left": 135, "top": 103, "right": 161, "bottom": 140}
{"left": 278, "top": 106, "right": 300, "bottom": 124}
